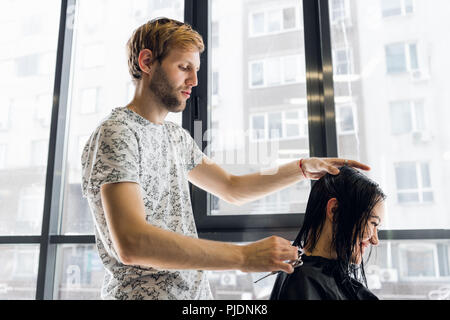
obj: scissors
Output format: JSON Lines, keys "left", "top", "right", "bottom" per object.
{"left": 253, "top": 247, "right": 304, "bottom": 283}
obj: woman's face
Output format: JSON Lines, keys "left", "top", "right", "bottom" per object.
{"left": 352, "top": 200, "right": 386, "bottom": 265}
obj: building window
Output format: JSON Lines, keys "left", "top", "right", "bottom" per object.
{"left": 0, "top": 144, "right": 6, "bottom": 169}
{"left": 0, "top": 101, "right": 11, "bottom": 131}
{"left": 390, "top": 100, "right": 425, "bottom": 135}
{"left": 249, "top": 6, "right": 300, "bottom": 37}
{"left": 381, "top": 0, "right": 414, "bottom": 18}
{"left": 250, "top": 109, "right": 308, "bottom": 142}
{"left": 80, "top": 87, "right": 100, "bottom": 115}
{"left": 212, "top": 21, "right": 219, "bottom": 48}
{"left": 333, "top": 48, "right": 353, "bottom": 75}
{"left": 330, "top": 0, "right": 350, "bottom": 23}
{"left": 399, "top": 244, "right": 439, "bottom": 279}
{"left": 394, "top": 162, "right": 433, "bottom": 204}
{"left": 336, "top": 104, "right": 356, "bottom": 134}
{"left": 35, "top": 93, "right": 53, "bottom": 127}
{"left": 31, "top": 140, "right": 48, "bottom": 167}
{"left": 212, "top": 71, "right": 219, "bottom": 96}
{"left": 249, "top": 55, "right": 304, "bottom": 88}
{"left": 385, "top": 42, "right": 419, "bottom": 74}
{"left": 268, "top": 112, "right": 282, "bottom": 139}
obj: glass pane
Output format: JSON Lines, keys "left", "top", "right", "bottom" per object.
{"left": 386, "top": 43, "right": 407, "bottom": 73}
{"left": 0, "top": 0, "right": 61, "bottom": 235}
{"left": 61, "top": 0, "right": 185, "bottom": 234}
{"left": 283, "top": 7, "right": 296, "bottom": 30}
{"left": 251, "top": 62, "right": 264, "bottom": 86}
{"left": 251, "top": 12, "right": 265, "bottom": 35}
{"left": 405, "top": 0, "right": 414, "bottom": 13}
{"left": 268, "top": 112, "right": 282, "bottom": 139}
{"left": 414, "top": 101, "right": 426, "bottom": 131}
{"left": 54, "top": 244, "right": 104, "bottom": 300}
{"left": 267, "top": 9, "right": 280, "bottom": 33}
{"left": 366, "top": 240, "right": 450, "bottom": 300}
{"left": 421, "top": 163, "right": 431, "bottom": 188}
{"left": 409, "top": 43, "right": 419, "bottom": 70}
{"left": 209, "top": 0, "right": 309, "bottom": 216}
{"left": 397, "top": 192, "right": 419, "bottom": 203}
{"left": 390, "top": 101, "right": 412, "bottom": 135}
{"left": 395, "top": 162, "right": 418, "bottom": 190}
{"left": 381, "top": 0, "right": 402, "bottom": 17}
{"left": 329, "top": 0, "right": 450, "bottom": 229}
{"left": 211, "top": 240, "right": 450, "bottom": 300}
{"left": 0, "top": 245, "right": 39, "bottom": 300}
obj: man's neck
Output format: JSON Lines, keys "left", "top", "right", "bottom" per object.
{"left": 127, "top": 87, "right": 168, "bottom": 125}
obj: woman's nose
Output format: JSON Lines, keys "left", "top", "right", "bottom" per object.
{"left": 369, "top": 230, "right": 379, "bottom": 246}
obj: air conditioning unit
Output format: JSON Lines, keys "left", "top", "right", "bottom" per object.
{"left": 379, "top": 268, "right": 398, "bottom": 282}
{"left": 410, "top": 69, "right": 430, "bottom": 81}
{"left": 412, "top": 130, "right": 433, "bottom": 143}
{"left": 220, "top": 273, "right": 237, "bottom": 286}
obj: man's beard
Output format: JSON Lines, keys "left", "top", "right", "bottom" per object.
{"left": 149, "top": 64, "right": 186, "bottom": 113}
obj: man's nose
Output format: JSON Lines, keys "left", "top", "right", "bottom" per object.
{"left": 186, "top": 70, "right": 198, "bottom": 87}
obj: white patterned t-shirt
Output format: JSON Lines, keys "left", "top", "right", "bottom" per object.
{"left": 81, "top": 106, "right": 213, "bottom": 300}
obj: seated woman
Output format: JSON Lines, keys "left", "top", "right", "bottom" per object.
{"left": 270, "top": 166, "right": 386, "bottom": 300}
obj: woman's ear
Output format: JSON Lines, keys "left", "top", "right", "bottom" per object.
{"left": 326, "top": 198, "right": 338, "bottom": 222}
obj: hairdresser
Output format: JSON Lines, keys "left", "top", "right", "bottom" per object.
{"left": 81, "top": 18, "right": 370, "bottom": 300}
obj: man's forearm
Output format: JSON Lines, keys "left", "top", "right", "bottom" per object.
{"left": 124, "top": 223, "right": 245, "bottom": 270}
{"left": 228, "top": 159, "right": 305, "bottom": 205}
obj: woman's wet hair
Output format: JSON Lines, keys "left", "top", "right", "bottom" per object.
{"left": 293, "top": 165, "right": 386, "bottom": 286}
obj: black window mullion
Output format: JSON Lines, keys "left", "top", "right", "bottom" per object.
{"left": 36, "top": 0, "right": 77, "bottom": 301}
{"left": 303, "top": 0, "right": 338, "bottom": 158}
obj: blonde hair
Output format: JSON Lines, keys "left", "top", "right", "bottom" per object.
{"left": 127, "top": 17, "right": 205, "bottom": 82}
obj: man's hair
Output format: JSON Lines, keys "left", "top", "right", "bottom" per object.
{"left": 126, "top": 17, "right": 205, "bottom": 83}
{"left": 293, "top": 166, "right": 386, "bottom": 287}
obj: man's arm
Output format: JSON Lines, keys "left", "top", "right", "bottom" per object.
{"left": 100, "top": 182, "right": 298, "bottom": 272}
{"left": 188, "top": 157, "right": 370, "bottom": 206}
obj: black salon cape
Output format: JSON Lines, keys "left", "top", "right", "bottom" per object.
{"left": 270, "top": 255, "right": 378, "bottom": 300}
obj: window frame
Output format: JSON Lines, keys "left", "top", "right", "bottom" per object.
{"left": 0, "top": 0, "right": 449, "bottom": 301}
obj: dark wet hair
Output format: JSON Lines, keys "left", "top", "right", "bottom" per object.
{"left": 293, "top": 166, "right": 386, "bottom": 287}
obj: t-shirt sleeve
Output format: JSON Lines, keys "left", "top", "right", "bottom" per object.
{"left": 81, "top": 122, "right": 140, "bottom": 198}
{"left": 180, "top": 127, "right": 205, "bottom": 172}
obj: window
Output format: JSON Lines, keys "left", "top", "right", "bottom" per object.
{"left": 62, "top": 0, "right": 184, "bottom": 237}
{"left": 250, "top": 110, "right": 308, "bottom": 142}
{"left": 330, "top": 0, "right": 350, "bottom": 23}
{"left": 0, "top": 1, "right": 59, "bottom": 242}
{"left": 249, "top": 5, "right": 301, "bottom": 37}
{"left": 0, "top": 144, "right": 6, "bottom": 169}
{"left": 336, "top": 104, "right": 356, "bottom": 134}
{"left": 390, "top": 100, "right": 426, "bottom": 135}
{"left": 381, "top": 0, "right": 414, "bottom": 18}
{"left": 35, "top": 93, "right": 53, "bottom": 127}
{"left": 385, "top": 42, "right": 419, "bottom": 74}
{"left": 0, "top": 101, "right": 11, "bottom": 131}
{"left": 249, "top": 55, "right": 305, "bottom": 88}
{"left": 333, "top": 48, "right": 353, "bottom": 75}
{"left": 212, "top": 21, "right": 219, "bottom": 48}
{"left": 31, "top": 140, "right": 48, "bottom": 167}
{"left": 395, "top": 162, "right": 433, "bottom": 204}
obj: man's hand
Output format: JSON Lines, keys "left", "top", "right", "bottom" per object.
{"left": 301, "top": 157, "right": 370, "bottom": 180}
{"left": 240, "top": 236, "right": 299, "bottom": 274}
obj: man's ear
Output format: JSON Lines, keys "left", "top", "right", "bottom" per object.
{"left": 138, "top": 49, "right": 154, "bottom": 75}
{"left": 326, "top": 198, "right": 338, "bottom": 222}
